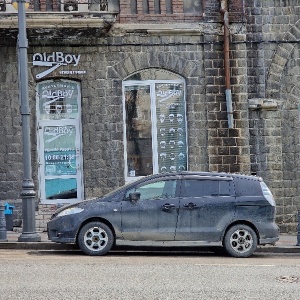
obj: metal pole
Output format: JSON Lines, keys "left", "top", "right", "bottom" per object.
{"left": 297, "top": 210, "right": 300, "bottom": 246}
{"left": 17, "top": 0, "right": 41, "bottom": 242}
{"left": 0, "top": 203, "right": 7, "bottom": 242}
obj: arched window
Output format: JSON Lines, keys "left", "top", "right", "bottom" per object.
{"left": 123, "top": 69, "right": 188, "bottom": 182}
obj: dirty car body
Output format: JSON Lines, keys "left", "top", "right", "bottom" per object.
{"left": 47, "top": 172, "right": 280, "bottom": 258}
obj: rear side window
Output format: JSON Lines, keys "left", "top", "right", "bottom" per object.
{"left": 234, "top": 178, "right": 263, "bottom": 196}
{"left": 181, "top": 179, "right": 233, "bottom": 197}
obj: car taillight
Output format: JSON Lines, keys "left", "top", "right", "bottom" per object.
{"left": 260, "top": 182, "right": 276, "bottom": 206}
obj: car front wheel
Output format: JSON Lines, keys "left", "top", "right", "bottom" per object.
{"left": 224, "top": 224, "right": 257, "bottom": 258}
{"left": 78, "top": 221, "right": 114, "bottom": 256}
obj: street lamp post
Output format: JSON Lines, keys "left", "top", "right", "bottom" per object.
{"left": 16, "top": 0, "right": 41, "bottom": 242}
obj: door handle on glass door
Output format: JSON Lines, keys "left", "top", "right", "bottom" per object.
{"left": 183, "top": 202, "right": 198, "bottom": 209}
{"left": 161, "top": 203, "right": 176, "bottom": 212}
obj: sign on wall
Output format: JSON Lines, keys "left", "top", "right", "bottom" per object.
{"left": 33, "top": 52, "right": 86, "bottom": 79}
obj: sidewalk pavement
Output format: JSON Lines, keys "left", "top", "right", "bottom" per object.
{"left": 0, "top": 231, "right": 299, "bottom": 253}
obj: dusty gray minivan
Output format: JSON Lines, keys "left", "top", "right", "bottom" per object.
{"left": 47, "top": 172, "right": 280, "bottom": 257}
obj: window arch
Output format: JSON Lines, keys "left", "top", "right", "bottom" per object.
{"left": 123, "top": 69, "right": 188, "bottom": 182}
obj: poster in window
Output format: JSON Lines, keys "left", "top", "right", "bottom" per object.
{"left": 155, "top": 83, "right": 187, "bottom": 173}
{"left": 37, "top": 81, "right": 79, "bottom": 121}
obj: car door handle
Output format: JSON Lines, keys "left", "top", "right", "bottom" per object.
{"left": 183, "top": 202, "right": 198, "bottom": 209}
{"left": 161, "top": 203, "right": 176, "bottom": 212}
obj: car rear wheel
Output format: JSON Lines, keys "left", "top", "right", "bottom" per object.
{"left": 224, "top": 224, "right": 257, "bottom": 258}
{"left": 78, "top": 221, "right": 114, "bottom": 256}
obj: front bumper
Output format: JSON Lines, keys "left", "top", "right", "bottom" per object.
{"left": 47, "top": 216, "right": 78, "bottom": 244}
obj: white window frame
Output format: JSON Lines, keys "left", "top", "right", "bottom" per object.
{"left": 36, "top": 79, "right": 84, "bottom": 204}
{"left": 122, "top": 79, "right": 188, "bottom": 183}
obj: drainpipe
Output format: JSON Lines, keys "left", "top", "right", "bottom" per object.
{"left": 297, "top": 209, "right": 300, "bottom": 246}
{"left": 220, "top": 0, "right": 234, "bottom": 128}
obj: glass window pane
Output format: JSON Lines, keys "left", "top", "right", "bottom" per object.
{"left": 143, "top": 0, "right": 149, "bottom": 13}
{"left": 154, "top": 0, "right": 161, "bottom": 14}
{"left": 166, "top": 0, "right": 172, "bottom": 14}
{"left": 219, "top": 181, "right": 232, "bottom": 196}
{"left": 126, "top": 180, "right": 177, "bottom": 200}
{"left": 183, "top": 0, "right": 202, "bottom": 14}
{"left": 46, "top": 178, "right": 77, "bottom": 199}
{"left": 155, "top": 83, "right": 187, "bottom": 173}
{"left": 37, "top": 81, "right": 79, "bottom": 120}
{"left": 182, "top": 180, "right": 219, "bottom": 197}
{"left": 125, "top": 85, "right": 153, "bottom": 177}
{"left": 44, "top": 125, "right": 77, "bottom": 176}
{"left": 130, "top": 0, "right": 137, "bottom": 14}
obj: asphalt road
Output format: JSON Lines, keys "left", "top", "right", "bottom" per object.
{"left": 1, "top": 249, "right": 299, "bottom": 300}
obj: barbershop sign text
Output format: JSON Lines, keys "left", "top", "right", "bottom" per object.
{"left": 33, "top": 52, "right": 86, "bottom": 79}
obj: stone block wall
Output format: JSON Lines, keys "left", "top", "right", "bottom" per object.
{"left": 0, "top": 0, "right": 299, "bottom": 233}
{"left": 246, "top": 0, "right": 300, "bottom": 233}
{"left": 35, "top": 204, "right": 57, "bottom": 232}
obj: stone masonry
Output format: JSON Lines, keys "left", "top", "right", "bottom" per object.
{"left": 0, "top": 0, "right": 299, "bottom": 233}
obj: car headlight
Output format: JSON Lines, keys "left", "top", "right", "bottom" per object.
{"left": 57, "top": 207, "right": 84, "bottom": 217}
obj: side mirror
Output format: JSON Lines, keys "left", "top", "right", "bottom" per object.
{"left": 129, "top": 192, "right": 141, "bottom": 202}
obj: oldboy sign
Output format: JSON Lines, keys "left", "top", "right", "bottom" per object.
{"left": 33, "top": 52, "right": 86, "bottom": 79}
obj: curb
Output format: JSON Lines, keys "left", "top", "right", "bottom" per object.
{"left": 256, "top": 245, "right": 300, "bottom": 254}
{"left": 0, "top": 242, "right": 299, "bottom": 254}
{"left": 0, "top": 242, "right": 78, "bottom": 251}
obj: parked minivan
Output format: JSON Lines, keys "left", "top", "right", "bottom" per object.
{"left": 47, "top": 172, "right": 280, "bottom": 257}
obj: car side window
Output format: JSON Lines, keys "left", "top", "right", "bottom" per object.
{"left": 219, "top": 180, "right": 232, "bottom": 196}
{"left": 181, "top": 179, "right": 232, "bottom": 197}
{"left": 125, "top": 180, "right": 177, "bottom": 201}
{"left": 234, "top": 178, "right": 262, "bottom": 196}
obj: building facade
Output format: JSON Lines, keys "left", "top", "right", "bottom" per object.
{"left": 0, "top": 0, "right": 299, "bottom": 232}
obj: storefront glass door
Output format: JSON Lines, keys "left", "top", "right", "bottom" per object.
{"left": 36, "top": 80, "right": 83, "bottom": 204}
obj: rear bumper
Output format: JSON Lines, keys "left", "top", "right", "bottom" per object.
{"left": 257, "top": 222, "right": 280, "bottom": 245}
{"left": 259, "top": 236, "right": 279, "bottom": 245}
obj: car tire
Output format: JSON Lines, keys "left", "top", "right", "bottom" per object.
{"left": 78, "top": 221, "right": 114, "bottom": 256}
{"left": 223, "top": 224, "right": 257, "bottom": 258}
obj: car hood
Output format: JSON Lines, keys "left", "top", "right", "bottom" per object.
{"left": 50, "top": 196, "right": 114, "bottom": 219}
